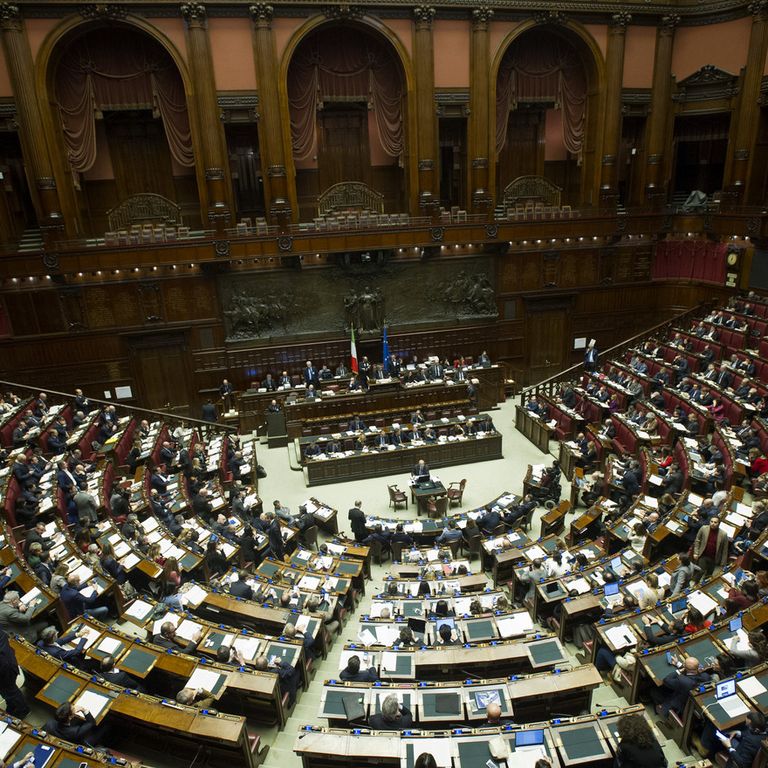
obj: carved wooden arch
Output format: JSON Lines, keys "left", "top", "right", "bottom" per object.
{"left": 318, "top": 182, "right": 384, "bottom": 215}
{"left": 33, "top": 13, "right": 201, "bottom": 236}
{"left": 277, "top": 13, "right": 418, "bottom": 217}
{"left": 502, "top": 176, "right": 562, "bottom": 209}
{"left": 107, "top": 193, "right": 182, "bottom": 230}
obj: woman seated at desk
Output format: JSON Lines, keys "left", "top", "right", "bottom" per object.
{"left": 423, "top": 427, "right": 437, "bottom": 443}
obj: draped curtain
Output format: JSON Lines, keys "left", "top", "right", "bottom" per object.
{"left": 496, "top": 32, "right": 587, "bottom": 157}
{"left": 54, "top": 30, "right": 194, "bottom": 173}
{"left": 288, "top": 28, "right": 404, "bottom": 161}
{"left": 652, "top": 241, "right": 727, "bottom": 284}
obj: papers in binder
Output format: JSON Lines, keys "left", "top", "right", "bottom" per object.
{"left": 720, "top": 694, "right": 750, "bottom": 718}
{"left": 74, "top": 689, "right": 111, "bottom": 720}
{"left": 20, "top": 587, "right": 41, "bottom": 606}
{"left": 294, "top": 615, "right": 311, "bottom": 634}
{"left": 357, "top": 629, "right": 377, "bottom": 646}
{"left": 565, "top": 578, "right": 591, "bottom": 595}
{"left": 526, "top": 545, "right": 547, "bottom": 561}
{"left": 175, "top": 619, "right": 203, "bottom": 641}
{"left": 186, "top": 667, "right": 225, "bottom": 696}
{"left": 605, "top": 624, "right": 637, "bottom": 648}
{"left": 381, "top": 651, "right": 399, "bottom": 671}
{"left": 0, "top": 722, "right": 21, "bottom": 760}
{"left": 96, "top": 636, "right": 122, "bottom": 655}
{"left": 298, "top": 575, "right": 320, "bottom": 590}
{"left": 687, "top": 590, "right": 718, "bottom": 617}
{"left": 737, "top": 676, "right": 767, "bottom": 698}
{"left": 497, "top": 613, "right": 534, "bottom": 638}
{"left": 232, "top": 636, "right": 261, "bottom": 660}
{"left": 125, "top": 599, "right": 154, "bottom": 622}
{"left": 181, "top": 584, "right": 208, "bottom": 608}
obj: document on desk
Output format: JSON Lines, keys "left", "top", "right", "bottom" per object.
{"left": 232, "top": 636, "right": 261, "bottom": 660}
{"left": 152, "top": 612, "right": 179, "bottom": 636}
{"left": 181, "top": 584, "right": 208, "bottom": 608}
{"left": 647, "top": 474, "right": 663, "bottom": 486}
{"left": 513, "top": 746, "right": 548, "bottom": 768}
{"left": 357, "top": 629, "right": 378, "bottom": 646}
{"left": 564, "top": 577, "right": 592, "bottom": 595}
{"left": 525, "top": 545, "right": 547, "bottom": 561}
{"left": 124, "top": 599, "right": 154, "bottom": 623}
{"left": 0, "top": 722, "right": 21, "bottom": 760}
{"left": 604, "top": 624, "right": 637, "bottom": 648}
{"left": 95, "top": 636, "right": 122, "bottom": 655}
{"left": 20, "top": 587, "right": 41, "bottom": 606}
{"left": 497, "top": 612, "right": 534, "bottom": 638}
{"left": 326, "top": 542, "right": 345, "bottom": 556}
{"left": 121, "top": 553, "right": 140, "bottom": 571}
{"left": 687, "top": 590, "right": 718, "bottom": 617}
{"left": 369, "top": 602, "right": 394, "bottom": 619}
{"left": 381, "top": 652, "right": 400, "bottom": 672}
{"left": 294, "top": 615, "right": 311, "bottom": 634}
{"left": 298, "top": 575, "right": 321, "bottom": 591}
{"left": 74, "top": 689, "right": 111, "bottom": 720}
{"left": 402, "top": 738, "right": 453, "bottom": 768}
{"left": 186, "top": 667, "right": 226, "bottom": 696}
{"left": 175, "top": 619, "right": 203, "bottom": 641}
{"left": 720, "top": 695, "right": 751, "bottom": 718}
{"left": 738, "top": 676, "right": 768, "bottom": 698}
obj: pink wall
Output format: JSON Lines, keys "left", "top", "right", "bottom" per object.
{"left": 584, "top": 25, "right": 607, "bottom": 60}
{"left": 672, "top": 19, "right": 751, "bottom": 81}
{"left": 623, "top": 26, "right": 656, "bottom": 89}
{"left": 434, "top": 20, "right": 470, "bottom": 87}
{"left": 274, "top": 17, "right": 307, "bottom": 62}
{"left": 82, "top": 121, "right": 114, "bottom": 181}
{"left": 385, "top": 18, "right": 412, "bottom": 61}
{"left": 25, "top": 18, "right": 58, "bottom": 62}
{"left": 544, "top": 109, "right": 566, "bottom": 162}
{"left": 490, "top": 20, "right": 523, "bottom": 67}
{"left": 149, "top": 18, "right": 188, "bottom": 64}
{"left": 209, "top": 19, "right": 257, "bottom": 90}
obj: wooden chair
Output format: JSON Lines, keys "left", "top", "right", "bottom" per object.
{"left": 448, "top": 540, "right": 461, "bottom": 558}
{"left": 463, "top": 533, "right": 482, "bottom": 561}
{"left": 446, "top": 479, "right": 466, "bottom": 507}
{"left": 434, "top": 496, "right": 448, "bottom": 518}
{"left": 391, "top": 541, "right": 405, "bottom": 562}
{"left": 388, "top": 485, "right": 408, "bottom": 510}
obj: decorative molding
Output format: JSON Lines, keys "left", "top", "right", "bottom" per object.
{"left": 204, "top": 167, "right": 225, "bottom": 181}
{"left": 214, "top": 239, "right": 230, "bottom": 257}
{"left": 673, "top": 64, "right": 739, "bottom": 102}
{"left": 418, "top": 159, "right": 434, "bottom": 171}
{"left": 734, "top": 148, "right": 750, "bottom": 160}
{"left": 36, "top": 177, "right": 57, "bottom": 190}
{"left": 217, "top": 92, "right": 259, "bottom": 122}
{"left": 79, "top": 4, "right": 128, "bottom": 19}
{"left": 471, "top": 157, "right": 488, "bottom": 170}
{"left": 430, "top": 226, "right": 444, "bottom": 242}
{"left": 179, "top": 1, "right": 206, "bottom": 24}
{"left": 602, "top": 154, "right": 616, "bottom": 166}
{"left": 413, "top": 4, "right": 435, "bottom": 28}
{"left": 268, "top": 164, "right": 287, "bottom": 178}
{"left": 471, "top": 5, "right": 493, "bottom": 29}
{"left": 277, "top": 235, "right": 293, "bottom": 251}
{"left": 323, "top": 4, "right": 363, "bottom": 20}
{"left": 0, "top": 4, "right": 21, "bottom": 30}
{"left": 660, "top": 13, "right": 681, "bottom": 29}
{"left": 434, "top": 89, "right": 469, "bottom": 117}
{"left": 647, "top": 153, "right": 663, "bottom": 165}
{"left": 41, "top": 252, "right": 60, "bottom": 271}
{"left": 749, "top": 1, "right": 768, "bottom": 20}
{"left": 485, "top": 224, "right": 498, "bottom": 239}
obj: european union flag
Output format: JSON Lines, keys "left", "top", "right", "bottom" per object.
{"left": 382, "top": 325, "right": 390, "bottom": 374}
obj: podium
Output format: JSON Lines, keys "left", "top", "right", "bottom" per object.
{"left": 266, "top": 411, "right": 288, "bottom": 448}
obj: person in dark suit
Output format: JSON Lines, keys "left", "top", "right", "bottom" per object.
{"left": 303, "top": 360, "right": 318, "bottom": 387}
{"left": 152, "top": 621, "right": 202, "bottom": 653}
{"left": 368, "top": 694, "right": 414, "bottom": 730}
{"left": 219, "top": 379, "right": 234, "bottom": 411}
{"left": 201, "top": 399, "right": 217, "bottom": 422}
{"left": 36, "top": 626, "right": 89, "bottom": 665}
{"left": 266, "top": 513, "right": 285, "bottom": 560}
{"left": 411, "top": 459, "right": 429, "bottom": 480}
{"left": 478, "top": 506, "right": 501, "bottom": 533}
{"left": 653, "top": 656, "right": 710, "bottom": 716}
{"left": 100, "top": 654, "right": 143, "bottom": 691}
{"left": 262, "top": 373, "right": 277, "bottom": 391}
{"left": 45, "top": 702, "right": 110, "bottom": 747}
{"left": 229, "top": 570, "right": 254, "bottom": 600}
{"left": 0, "top": 628, "right": 29, "bottom": 718}
{"left": 340, "top": 654, "right": 379, "bottom": 682}
{"left": 584, "top": 340, "right": 599, "bottom": 372}
{"left": 348, "top": 415, "right": 366, "bottom": 431}
{"left": 348, "top": 501, "right": 367, "bottom": 542}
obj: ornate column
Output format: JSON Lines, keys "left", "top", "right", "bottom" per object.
{"left": 644, "top": 14, "right": 678, "bottom": 206}
{"left": 413, "top": 5, "right": 437, "bottom": 215}
{"left": 724, "top": 1, "right": 768, "bottom": 200}
{"left": 180, "top": 2, "right": 233, "bottom": 232}
{"left": 599, "top": 12, "right": 630, "bottom": 204}
{"left": 0, "top": 3, "right": 65, "bottom": 239}
{"left": 249, "top": 3, "right": 292, "bottom": 227}
{"left": 468, "top": 5, "right": 493, "bottom": 215}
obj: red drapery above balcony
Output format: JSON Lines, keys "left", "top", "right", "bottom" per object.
{"left": 652, "top": 240, "right": 727, "bottom": 284}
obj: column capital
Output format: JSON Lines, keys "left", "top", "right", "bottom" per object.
{"left": 249, "top": 3, "right": 273, "bottom": 27}
{"left": 659, "top": 14, "right": 680, "bottom": 31}
{"left": 0, "top": 4, "right": 21, "bottom": 31}
{"left": 609, "top": 12, "right": 632, "bottom": 31}
{"left": 471, "top": 5, "right": 493, "bottom": 30}
{"left": 323, "top": 4, "right": 363, "bottom": 21}
{"left": 413, "top": 4, "right": 435, "bottom": 30}
{"left": 180, "top": 2, "right": 206, "bottom": 27}
{"left": 534, "top": 10, "right": 565, "bottom": 26}
{"left": 749, "top": 1, "right": 768, "bottom": 21}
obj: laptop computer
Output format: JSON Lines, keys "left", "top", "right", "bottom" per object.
{"left": 670, "top": 597, "right": 688, "bottom": 615}
{"left": 716, "top": 679, "right": 736, "bottom": 701}
{"left": 516, "top": 729, "right": 545, "bottom": 747}
{"left": 545, "top": 582, "right": 561, "bottom": 594}
{"left": 342, "top": 694, "right": 366, "bottom": 722}
{"left": 604, "top": 582, "right": 620, "bottom": 597}
{"left": 408, "top": 617, "right": 427, "bottom": 636}
{"left": 729, "top": 616, "right": 743, "bottom": 633}
{"left": 610, "top": 556, "right": 623, "bottom": 572}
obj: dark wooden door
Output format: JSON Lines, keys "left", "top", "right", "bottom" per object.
{"left": 127, "top": 333, "right": 193, "bottom": 413}
{"left": 526, "top": 307, "right": 568, "bottom": 384}
{"left": 317, "top": 106, "right": 369, "bottom": 191}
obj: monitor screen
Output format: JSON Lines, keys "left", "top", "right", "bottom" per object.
{"left": 407, "top": 617, "right": 426, "bottom": 635}
{"left": 545, "top": 582, "right": 561, "bottom": 594}
{"left": 716, "top": 679, "right": 736, "bottom": 700}
{"left": 610, "top": 556, "right": 622, "bottom": 571}
{"left": 670, "top": 598, "right": 687, "bottom": 614}
{"left": 516, "top": 729, "right": 545, "bottom": 747}
{"left": 604, "top": 582, "right": 620, "bottom": 597}
{"left": 729, "top": 616, "right": 743, "bottom": 633}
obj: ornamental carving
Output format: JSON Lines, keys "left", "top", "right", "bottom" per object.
{"left": 430, "top": 226, "right": 444, "bottom": 242}
{"left": 749, "top": 1, "right": 768, "bottom": 19}
{"left": 471, "top": 5, "right": 493, "bottom": 28}
{"left": 534, "top": 10, "right": 564, "bottom": 25}
{"left": 610, "top": 12, "right": 632, "bottom": 29}
{"left": 660, "top": 14, "right": 680, "bottom": 30}
{"left": 438, "top": 271, "right": 497, "bottom": 317}
{"left": 413, "top": 4, "right": 435, "bottom": 28}
{"left": 79, "top": 4, "right": 127, "bottom": 20}
{"left": 323, "top": 4, "right": 363, "bottom": 20}
{"left": 0, "top": 4, "right": 20, "bottom": 29}
{"left": 214, "top": 240, "right": 230, "bottom": 257}
{"left": 180, "top": 2, "right": 206, "bottom": 23}
{"left": 248, "top": 3, "right": 273, "bottom": 23}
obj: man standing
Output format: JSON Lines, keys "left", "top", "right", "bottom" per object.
{"left": 692, "top": 516, "right": 729, "bottom": 576}
{"left": 348, "top": 500, "right": 367, "bottom": 542}
{"left": 584, "top": 339, "right": 599, "bottom": 372}
{"left": 219, "top": 379, "right": 234, "bottom": 413}
{"left": 0, "top": 628, "right": 29, "bottom": 717}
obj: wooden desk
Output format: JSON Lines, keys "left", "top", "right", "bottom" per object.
{"left": 515, "top": 405, "right": 552, "bottom": 453}
{"left": 303, "top": 433, "right": 502, "bottom": 486}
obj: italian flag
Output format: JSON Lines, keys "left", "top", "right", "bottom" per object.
{"left": 350, "top": 325, "right": 359, "bottom": 373}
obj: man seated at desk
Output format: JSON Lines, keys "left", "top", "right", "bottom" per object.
{"left": 373, "top": 432, "right": 390, "bottom": 450}
{"left": 100, "top": 654, "right": 143, "bottom": 691}
{"left": 410, "top": 409, "right": 425, "bottom": 425}
{"left": 485, "top": 702, "right": 512, "bottom": 727}
{"left": 411, "top": 459, "right": 430, "bottom": 481}
{"left": 278, "top": 371, "right": 292, "bottom": 388}
{"left": 37, "top": 625, "right": 90, "bottom": 666}
{"left": 651, "top": 655, "right": 710, "bottom": 717}
{"left": 717, "top": 711, "right": 767, "bottom": 768}
{"left": 335, "top": 361, "right": 348, "bottom": 377}
{"left": 304, "top": 442, "right": 322, "bottom": 460}
{"left": 348, "top": 414, "right": 366, "bottom": 432}
{"left": 435, "top": 622, "right": 460, "bottom": 646}
{"left": 391, "top": 427, "right": 408, "bottom": 447}
{"left": 153, "top": 621, "right": 203, "bottom": 654}
{"left": 177, "top": 686, "right": 216, "bottom": 709}
{"left": 368, "top": 693, "right": 414, "bottom": 731}
{"left": 436, "top": 520, "right": 462, "bottom": 545}
{"left": 305, "top": 385, "right": 319, "bottom": 400}
{"left": 318, "top": 364, "right": 333, "bottom": 381}
{"left": 262, "top": 373, "right": 277, "bottom": 391}
{"left": 340, "top": 654, "right": 379, "bottom": 682}
{"left": 45, "top": 702, "right": 110, "bottom": 748}
{"left": 283, "top": 621, "right": 319, "bottom": 661}
{"left": 229, "top": 569, "right": 254, "bottom": 600}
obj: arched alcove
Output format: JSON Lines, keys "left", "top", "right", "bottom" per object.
{"left": 286, "top": 22, "right": 409, "bottom": 221}
{"left": 493, "top": 24, "right": 602, "bottom": 207}
{"left": 46, "top": 23, "right": 199, "bottom": 234}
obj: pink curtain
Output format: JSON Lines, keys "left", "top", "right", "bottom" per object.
{"left": 652, "top": 241, "right": 727, "bottom": 284}
{"left": 54, "top": 29, "right": 194, "bottom": 173}
{"left": 496, "top": 31, "right": 586, "bottom": 157}
{"left": 288, "top": 27, "right": 405, "bottom": 161}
